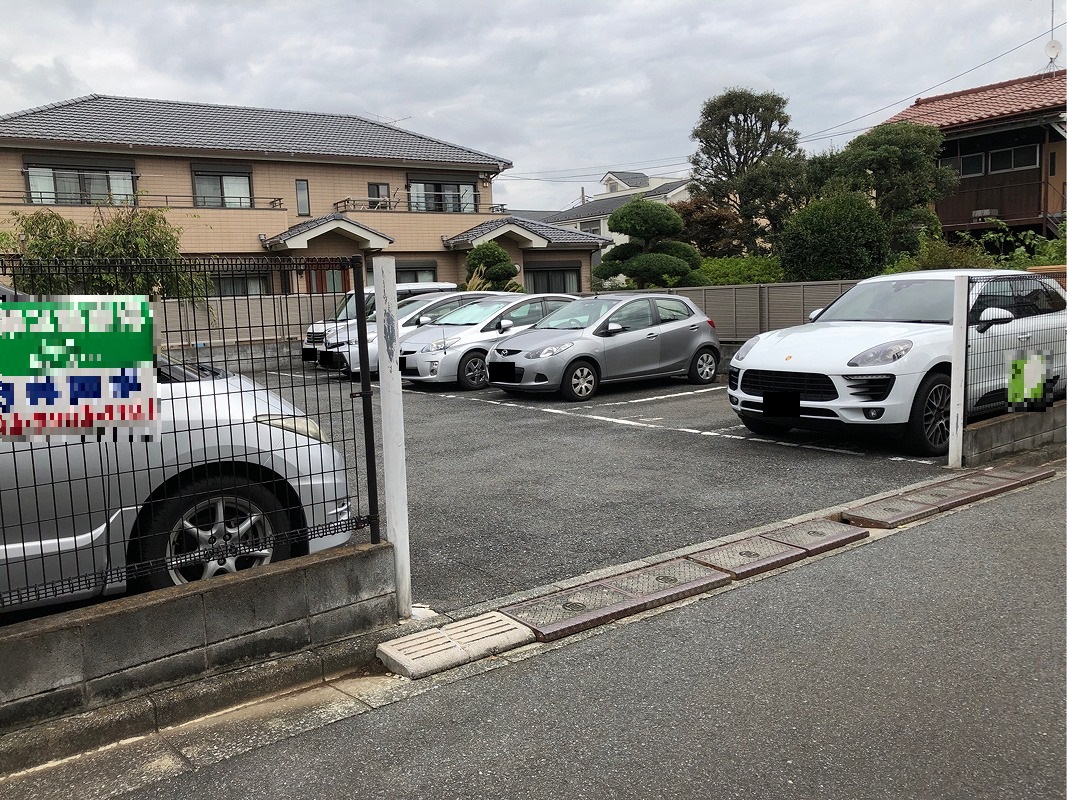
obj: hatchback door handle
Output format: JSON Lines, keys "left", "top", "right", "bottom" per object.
{"left": 645, "top": 333, "right": 658, "bottom": 340}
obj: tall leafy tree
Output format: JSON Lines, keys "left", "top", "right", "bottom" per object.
{"left": 689, "top": 88, "right": 804, "bottom": 254}
{"left": 669, "top": 196, "right": 745, "bottom": 257}
{"left": 777, "top": 192, "right": 890, "bottom": 282}
{"left": 834, "top": 121, "right": 958, "bottom": 254}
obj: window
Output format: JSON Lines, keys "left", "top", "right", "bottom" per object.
{"left": 524, "top": 260, "right": 581, "bottom": 293}
{"left": 368, "top": 183, "right": 390, "bottom": 209}
{"left": 213, "top": 273, "right": 271, "bottom": 296}
{"left": 499, "top": 300, "right": 548, "bottom": 327}
{"left": 26, "top": 166, "right": 135, "bottom": 205}
{"left": 395, "top": 260, "right": 437, "bottom": 283}
{"left": 654, "top": 298, "right": 693, "bottom": 322}
{"left": 296, "top": 180, "right": 310, "bottom": 216}
{"left": 306, "top": 269, "right": 348, "bottom": 293}
{"left": 988, "top": 145, "right": 1039, "bottom": 174}
{"left": 939, "top": 154, "right": 983, "bottom": 177}
{"left": 608, "top": 299, "right": 655, "bottom": 332}
{"left": 579, "top": 220, "right": 601, "bottom": 235}
{"left": 407, "top": 180, "right": 477, "bottom": 212}
{"left": 193, "top": 163, "right": 253, "bottom": 208}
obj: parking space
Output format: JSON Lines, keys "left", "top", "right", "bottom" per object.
{"left": 272, "top": 364, "right": 949, "bottom": 614}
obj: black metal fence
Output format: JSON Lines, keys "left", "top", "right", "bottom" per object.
{"left": 965, "top": 270, "right": 1067, "bottom": 419}
{"left": 0, "top": 255, "right": 378, "bottom": 612}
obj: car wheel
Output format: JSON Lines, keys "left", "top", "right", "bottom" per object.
{"left": 457, "top": 351, "right": 488, "bottom": 390}
{"left": 740, "top": 416, "right": 792, "bottom": 436}
{"left": 561, "top": 360, "right": 598, "bottom": 402}
{"left": 687, "top": 347, "right": 718, "bottom": 384}
{"left": 904, "top": 371, "right": 951, "bottom": 456}
{"left": 131, "top": 476, "right": 291, "bottom": 592}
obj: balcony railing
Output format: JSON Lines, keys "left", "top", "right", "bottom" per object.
{"left": 0, "top": 190, "right": 285, "bottom": 210}
{"left": 332, "top": 193, "right": 508, "bottom": 215}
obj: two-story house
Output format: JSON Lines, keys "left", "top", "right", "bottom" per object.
{"left": 885, "top": 69, "right": 1066, "bottom": 239}
{"left": 543, "top": 171, "right": 690, "bottom": 252}
{"left": 0, "top": 95, "right": 608, "bottom": 295}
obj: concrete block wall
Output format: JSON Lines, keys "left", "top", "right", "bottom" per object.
{"left": 0, "top": 541, "right": 397, "bottom": 736}
{"left": 963, "top": 400, "right": 1066, "bottom": 466}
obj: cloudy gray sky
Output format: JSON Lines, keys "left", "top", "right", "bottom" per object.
{"left": 1, "top": 0, "right": 1063, "bottom": 211}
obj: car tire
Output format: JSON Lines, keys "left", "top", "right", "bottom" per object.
{"left": 561, "top": 360, "right": 598, "bottom": 402}
{"left": 740, "top": 416, "right": 791, "bottom": 436}
{"left": 904, "top": 371, "right": 951, "bottom": 456}
{"left": 457, "top": 351, "right": 489, "bottom": 390}
{"left": 130, "top": 476, "right": 292, "bottom": 592}
{"left": 687, "top": 347, "right": 718, "bottom": 384}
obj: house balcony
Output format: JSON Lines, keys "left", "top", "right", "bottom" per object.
{"left": 332, "top": 192, "right": 509, "bottom": 215}
{"left": 937, "top": 177, "right": 1063, "bottom": 236}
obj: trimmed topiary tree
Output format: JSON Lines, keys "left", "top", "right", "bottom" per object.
{"left": 464, "top": 241, "right": 519, "bottom": 291}
{"left": 778, "top": 193, "right": 890, "bottom": 282}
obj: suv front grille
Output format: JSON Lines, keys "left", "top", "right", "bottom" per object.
{"left": 728, "top": 367, "right": 739, "bottom": 390}
{"left": 739, "top": 370, "right": 838, "bottom": 401}
{"left": 844, "top": 374, "right": 895, "bottom": 402}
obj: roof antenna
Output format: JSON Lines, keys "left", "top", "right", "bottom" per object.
{"left": 1043, "top": 0, "right": 1062, "bottom": 72}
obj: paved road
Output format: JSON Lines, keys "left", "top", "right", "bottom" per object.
{"left": 276, "top": 367, "right": 949, "bottom": 612}
{"left": 7, "top": 468, "right": 1061, "bottom": 799}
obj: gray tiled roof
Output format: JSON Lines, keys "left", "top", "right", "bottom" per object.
{"left": 605, "top": 171, "right": 649, "bottom": 187}
{"left": 263, "top": 212, "right": 394, "bottom": 247}
{"left": 0, "top": 95, "right": 513, "bottom": 169}
{"left": 542, "top": 194, "right": 636, "bottom": 224}
{"left": 644, "top": 178, "right": 689, "bottom": 197}
{"left": 444, "top": 216, "right": 611, "bottom": 247}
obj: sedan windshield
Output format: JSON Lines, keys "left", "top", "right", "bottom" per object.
{"left": 434, "top": 298, "right": 513, "bottom": 325}
{"left": 331, "top": 292, "right": 371, "bottom": 322}
{"left": 818, "top": 279, "right": 954, "bottom": 324}
{"left": 536, "top": 297, "right": 618, "bottom": 330}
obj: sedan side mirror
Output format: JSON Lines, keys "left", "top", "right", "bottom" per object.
{"left": 417, "top": 315, "right": 432, "bottom": 327}
{"left": 975, "top": 306, "right": 1014, "bottom": 334}
{"left": 498, "top": 319, "right": 514, "bottom": 332}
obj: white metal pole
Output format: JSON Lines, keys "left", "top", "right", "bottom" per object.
{"left": 373, "top": 255, "right": 412, "bottom": 618}
{"left": 948, "top": 275, "right": 968, "bottom": 468}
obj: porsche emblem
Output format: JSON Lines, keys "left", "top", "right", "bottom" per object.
{"left": 784, "top": 355, "right": 793, "bottom": 361}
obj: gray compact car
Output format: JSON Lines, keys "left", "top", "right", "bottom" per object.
{"left": 0, "top": 357, "right": 353, "bottom": 612}
{"left": 486, "top": 293, "right": 721, "bottom": 401}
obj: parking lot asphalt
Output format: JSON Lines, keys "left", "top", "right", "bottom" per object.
{"left": 264, "top": 364, "right": 953, "bottom": 614}
{"left": 7, "top": 460, "right": 1061, "bottom": 800}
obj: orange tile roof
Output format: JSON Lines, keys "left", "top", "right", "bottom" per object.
{"left": 884, "top": 69, "right": 1065, "bottom": 130}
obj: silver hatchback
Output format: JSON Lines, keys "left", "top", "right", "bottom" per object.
{"left": 487, "top": 294, "right": 720, "bottom": 401}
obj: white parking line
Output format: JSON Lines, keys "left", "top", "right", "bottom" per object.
{"left": 587, "top": 385, "right": 725, "bottom": 408}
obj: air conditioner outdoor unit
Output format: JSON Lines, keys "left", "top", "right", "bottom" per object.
{"left": 972, "top": 208, "right": 998, "bottom": 219}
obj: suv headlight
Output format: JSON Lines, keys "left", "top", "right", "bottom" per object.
{"left": 848, "top": 340, "right": 912, "bottom": 367}
{"left": 255, "top": 414, "right": 327, "bottom": 443}
{"left": 526, "top": 342, "right": 574, "bottom": 359}
{"left": 421, "top": 337, "right": 461, "bottom": 353}
{"left": 733, "top": 335, "right": 760, "bottom": 362}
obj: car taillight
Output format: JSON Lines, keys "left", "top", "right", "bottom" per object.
{"left": 707, "top": 319, "right": 716, "bottom": 329}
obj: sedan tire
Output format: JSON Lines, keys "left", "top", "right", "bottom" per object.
{"left": 687, "top": 347, "right": 719, "bottom": 384}
{"left": 457, "top": 351, "right": 489, "bottom": 390}
{"left": 131, "top": 476, "right": 291, "bottom": 592}
{"left": 561, "top": 360, "right": 598, "bottom": 402}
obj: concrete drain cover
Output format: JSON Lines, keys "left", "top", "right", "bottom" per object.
{"left": 377, "top": 612, "right": 534, "bottom": 679}
{"left": 841, "top": 496, "right": 938, "bottom": 529}
{"left": 687, "top": 536, "right": 806, "bottom": 578}
{"left": 500, "top": 560, "right": 730, "bottom": 641}
{"left": 762, "top": 519, "right": 870, "bottom": 554}
{"left": 906, "top": 475, "right": 1012, "bottom": 511}
{"left": 984, "top": 466, "right": 1055, "bottom": 486}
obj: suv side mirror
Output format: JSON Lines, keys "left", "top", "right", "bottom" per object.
{"left": 975, "top": 306, "right": 1014, "bottom": 334}
{"left": 809, "top": 308, "right": 823, "bottom": 322}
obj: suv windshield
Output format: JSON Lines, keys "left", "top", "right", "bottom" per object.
{"left": 536, "top": 297, "right": 618, "bottom": 330}
{"left": 818, "top": 279, "right": 954, "bottom": 324}
{"left": 434, "top": 298, "right": 513, "bottom": 325}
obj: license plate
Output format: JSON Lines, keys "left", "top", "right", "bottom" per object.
{"left": 488, "top": 362, "right": 516, "bottom": 382}
{"left": 399, "top": 356, "right": 409, "bottom": 371}
{"left": 763, "top": 391, "right": 800, "bottom": 417}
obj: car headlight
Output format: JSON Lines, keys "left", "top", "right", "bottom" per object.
{"left": 421, "top": 337, "right": 461, "bottom": 353}
{"left": 525, "top": 342, "right": 574, "bottom": 359}
{"left": 848, "top": 340, "right": 913, "bottom": 367}
{"left": 255, "top": 414, "right": 327, "bottom": 443}
{"left": 733, "top": 335, "right": 760, "bottom": 362}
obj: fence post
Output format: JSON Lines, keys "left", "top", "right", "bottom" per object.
{"left": 948, "top": 275, "right": 968, "bottom": 468}
{"left": 348, "top": 256, "right": 381, "bottom": 545}
{"left": 369, "top": 254, "right": 412, "bottom": 619}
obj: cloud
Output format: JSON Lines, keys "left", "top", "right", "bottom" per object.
{"left": 0, "top": 0, "right": 1060, "bottom": 210}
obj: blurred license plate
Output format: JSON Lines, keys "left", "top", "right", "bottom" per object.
{"left": 488, "top": 362, "right": 516, "bottom": 382}
{"left": 399, "top": 356, "right": 409, "bottom": 371}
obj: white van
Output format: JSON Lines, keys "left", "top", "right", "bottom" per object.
{"left": 302, "top": 282, "right": 456, "bottom": 362}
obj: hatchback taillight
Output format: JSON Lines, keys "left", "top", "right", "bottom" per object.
{"left": 707, "top": 319, "right": 716, "bottom": 329}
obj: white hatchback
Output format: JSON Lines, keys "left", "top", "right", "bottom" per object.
{"left": 727, "top": 269, "right": 1067, "bottom": 455}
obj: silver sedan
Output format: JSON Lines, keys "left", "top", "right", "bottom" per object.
{"left": 486, "top": 294, "right": 721, "bottom": 401}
